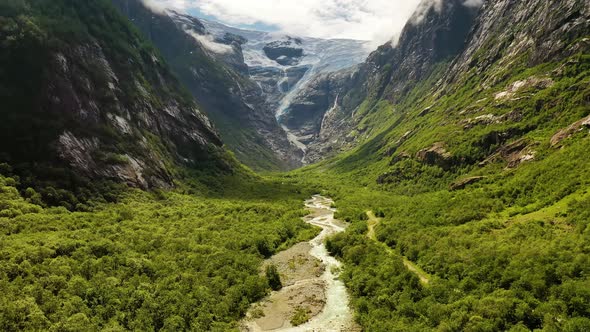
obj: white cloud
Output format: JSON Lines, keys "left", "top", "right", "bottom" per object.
{"left": 148, "top": 0, "right": 484, "bottom": 47}
{"left": 185, "top": 28, "right": 234, "bottom": 54}
{"left": 140, "top": 0, "right": 169, "bottom": 13}
{"left": 462, "top": 0, "right": 484, "bottom": 8}
{"left": 149, "top": 0, "right": 424, "bottom": 46}
{"left": 410, "top": 0, "right": 443, "bottom": 25}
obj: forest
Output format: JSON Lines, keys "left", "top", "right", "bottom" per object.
{"left": 0, "top": 168, "right": 321, "bottom": 331}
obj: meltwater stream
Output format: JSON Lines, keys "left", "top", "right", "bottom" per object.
{"left": 290, "top": 195, "right": 356, "bottom": 332}
{"left": 242, "top": 195, "right": 356, "bottom": 331}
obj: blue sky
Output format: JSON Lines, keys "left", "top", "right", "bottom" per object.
{"left": 187, "top": 7, "right": 279, "bottom": 32}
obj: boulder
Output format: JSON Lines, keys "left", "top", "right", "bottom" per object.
{"left": 390, "top": 152, "right": 411, "bottom": 165}
{"left": 480, "top": 139, "right": 536, "bottom": 168}
{"left": 494, "top": 77, "right": 554, "bottom": 101}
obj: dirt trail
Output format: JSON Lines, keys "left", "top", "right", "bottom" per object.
{"left": 366, "top": 211, "right": 431, "bottom": 285}
{"left": 241, "top": 196, "right": 359, "bottom": 332}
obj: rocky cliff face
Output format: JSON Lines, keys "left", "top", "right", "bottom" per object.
{"left": 111, "top": 0, "right": 303, "bottom": 171}
{"left": 263, "top": 37, "right": 305, "bottom": 66}
{"left": 445, "top": 0, "right": 590, "bottom": 85}
{"left": 0, "top": 0, "right": 227, "bottom": 190}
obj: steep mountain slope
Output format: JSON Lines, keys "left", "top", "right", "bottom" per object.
{"left": 0, "top": 0, "right": 231, "bottom": 198}
{"left": 111, "top": 0, "right": 303, "bottom": 171}
{"left": 292, "top": 0, "right": 590, "bottom": 165}
{"left": 325, "top": 0, "right": 589, "bottom": 179}
{"left": 292, "top": 0, "right": 590, "bottom": 330}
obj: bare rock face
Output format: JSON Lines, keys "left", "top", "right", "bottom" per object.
{"left": 263, "top": 37, "right": 305, "bottom": 66}
{"left": 450, "top": 176, "right": 487, "bottom": 191}
{"left": 480, "top": 139, "right": 537, "bottom": 168}
{"left": 0, "top": 4, "right": 226, "bottom": 189}
{"left": 286, "top": 68, "right": 367, "bottom": 164}
{"left": 494, "top": 77, "right": 554, "bottom": 100}
{"left": 447, "top": 0, "right": 590, "bottom": 85}
{"left": 47, "top": 42, "right": 223, "bottom": 188}
{"left": 551, "top": 114, "right": 590, "bottom": 147}
{"left": 214, "top": 33, "right": 249, "bottom": 74}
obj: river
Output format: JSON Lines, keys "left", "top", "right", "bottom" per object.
{"left": 242, "top": 195, "right": 357, "bottom": 332}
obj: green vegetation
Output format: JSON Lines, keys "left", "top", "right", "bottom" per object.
{"left": 1, "top": 1, "right": 589, "bottom": 331}
{"left": 265, "top": 264, "right": 283, "bottom": 291}
{"left": 282, "top": 37, "right": 590, "bottom": 331}
{"left": 0, "top": 172, "right": 320, "bottom": 330}
{"left": 290, "top": 306, "right": 311, "bottom": 326}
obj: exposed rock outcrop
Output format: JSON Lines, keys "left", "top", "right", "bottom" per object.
{"left": 263, "top": 37, "right": 304, "bottom": 66}
{"left": 450, "top": 176, "right": 486, "bottom": 191}
{"left": 550, "top": 114, "right": 590, "bottom": 147}
{"left": 480, "top": 139, "right": 537, "bottom": 168}
{"left": 494, "top": 77, "right": 554, "bottom": 100}
{"left": 416, "top": 142, "right": 455, "bottom": 170}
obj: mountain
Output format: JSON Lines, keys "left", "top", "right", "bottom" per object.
{"left": 1, "top": 0, "right": 589, "bottom": 331}
{"left": 111, "top": 0, "right": 306, "bottom": 171}
{"left": 288, "top": 0, "right": 590, "bottom": 164}
{"left": 197, "top": 18, "right": 372, "bottom": 161}
{"left": 281, "top": 0, "right": 482, "bottom": 163}
{"left": 0, "top": 0, "right": 231, "bottom": 200}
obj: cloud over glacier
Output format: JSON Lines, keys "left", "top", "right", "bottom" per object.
{"left": 144, "top": 0, "right": 484, "bottom": 46}
{"left": 145, "top": 0, "right": 423, "bottom": 46}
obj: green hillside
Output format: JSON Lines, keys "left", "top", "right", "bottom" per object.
{"left": 283, "top": 1, "right": 590, "bottom": 329}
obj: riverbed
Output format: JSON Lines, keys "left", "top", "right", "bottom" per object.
{"left": 241, "top": 195, "right": 358, "bottom": 332}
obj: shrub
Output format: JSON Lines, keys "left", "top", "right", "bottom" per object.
{"left": 265, "top": 264, "right": 282, "bottom": 291}
{"left": 290, "top": 306, "right": 311, "bottom": 326}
